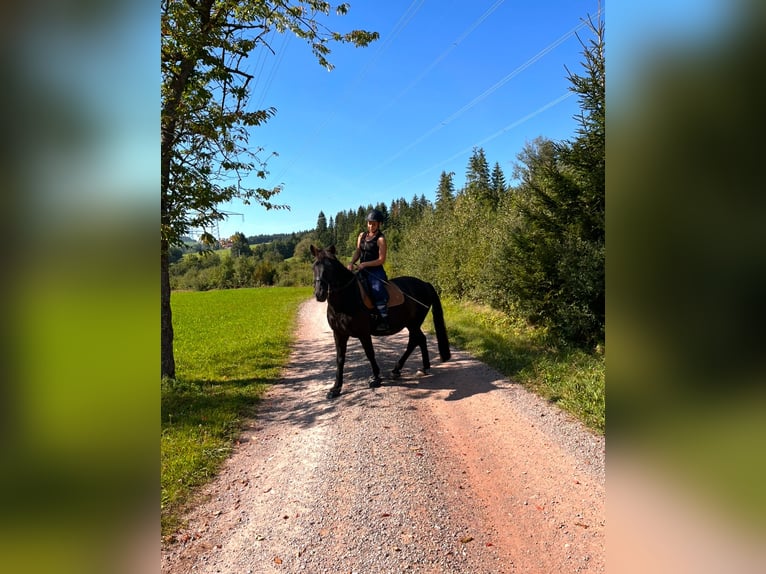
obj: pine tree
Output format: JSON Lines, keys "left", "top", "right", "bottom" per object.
{"left": 316, "top": 210, "right": 327, "bottom": 233}
{"left": 374, "top": 202, "right": 389, "bottom": 223}
{"left": 505, "top": 14, "right": 605, "bottom": 346}
{"left": 435, "top": 171, "right": 455, "bottom": 212}
{"left": 316, "top": 211, "right": 332, "bottom": 247}
{"left": 465, "top": 147, "right": 490, "bottom": 187}
{"left": 490, "top": 162, "right": 507, "bottom": 201}
{"left": 464, "top": 147, "right": 494, "bottom": 207}
{"left": 328, "top": 216, "right": 336, "bottom": 246}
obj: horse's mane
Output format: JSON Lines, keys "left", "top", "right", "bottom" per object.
{"left": 317, "top": 246, "right": 354, "bottom": 281}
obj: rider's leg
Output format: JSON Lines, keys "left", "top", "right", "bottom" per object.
{"left": 369, "top": 274, "right": 389, "bottom": 331}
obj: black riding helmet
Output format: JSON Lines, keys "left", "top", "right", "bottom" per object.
{"left": 366, "top": 209, "right": 385, "bottom": 223}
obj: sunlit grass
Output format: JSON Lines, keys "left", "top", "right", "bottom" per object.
{"left": 161, "top": 287, "right": 311, "bottom": 536}
{"left": 428, "top": 298, "right": 605, "bottom": 433}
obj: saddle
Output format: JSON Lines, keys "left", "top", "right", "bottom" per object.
{"left": 357, "top": 276, "right": 405, "bottom": 311}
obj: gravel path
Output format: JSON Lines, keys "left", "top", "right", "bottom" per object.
{"left": 161, "top": 299, "right": 605, "bottom": 573}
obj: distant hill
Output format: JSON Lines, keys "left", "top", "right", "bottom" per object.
{"left": 246, "top": 231, "right": 311, "bottom": 245}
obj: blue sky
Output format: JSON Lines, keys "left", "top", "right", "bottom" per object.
{"left": 216, "top": 1, "right": 603, "bottom": 239}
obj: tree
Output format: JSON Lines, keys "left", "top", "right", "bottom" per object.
{"left": 561, "top": 17, "right": 605, "bottom": 246}
{"left": 435, "top": 171, "right": 455, "bottom": 213}
{"left": 490, "top": 161, "right": 507, "bottom": 200}
{"left": 293, "top": 235, "right": 317, "bottom": 262}
{"left": 505, "top": 14, "right": 605, "bottom": 345}
{"left": 169, "top": 245, "right": 184, "bottom": 264}
{"left": 327, "top": 215, "right": 336, "bottom": 245}
{"left": 230, "top": 232, "right": 252, "bottom": 258}
{"left": 374, "top": 202, "right": 389, "bottom": 223}
{"left": 315, "top": 211, "right": 336, "bottom": 247}
{"left": 464, "top": 147, "right": 492, "bottom": 205}
{"left": 161, "top": 1, "right": 378, "bottom": 377}
{"left": 316, "top": 211, "right": 331, "bottom": 246}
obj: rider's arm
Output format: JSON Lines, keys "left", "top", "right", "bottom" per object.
{"left": 347, "top": 233, "right": 363, "bottom": 269}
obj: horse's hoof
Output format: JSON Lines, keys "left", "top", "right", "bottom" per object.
{"left": 391, "top": 368, "right": 401, "bottom": 379}
{"left": 327, "top": 389, "right": 341, "bottom": 399}
{"left": 368, "top": 375, "right": 382, "bottom": 388}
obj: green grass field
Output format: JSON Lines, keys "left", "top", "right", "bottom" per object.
{"left": 161, "top": 287, "right": 311, "bottom": 535}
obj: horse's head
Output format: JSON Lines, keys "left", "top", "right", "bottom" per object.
{"left": 310, "top": 244, "right": 338, "bottom": 302}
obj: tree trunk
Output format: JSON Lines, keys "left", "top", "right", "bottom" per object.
{"left": 161, "top": 238, "right": 175, "bottom": 379}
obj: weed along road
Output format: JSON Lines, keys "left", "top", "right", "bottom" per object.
{"left": 161, "top": 299, "right": 605, "bottom": 573}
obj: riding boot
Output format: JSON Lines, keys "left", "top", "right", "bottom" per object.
{"left": 376, "top": 318, "right": 389, "bottom": 333}
{"left": 374, "top": 301, "right": 389, "bottom": 333}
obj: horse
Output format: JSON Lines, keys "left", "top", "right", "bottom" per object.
{"left": 310, "top": 245, "right": 451, "bottom": 399}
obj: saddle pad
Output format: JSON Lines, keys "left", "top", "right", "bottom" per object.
{"left": 358, "top": 279, "right": 405, "bottom": 310}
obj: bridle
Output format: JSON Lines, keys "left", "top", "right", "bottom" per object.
{"left": 314, "top": 257, "right": 357, "bottom": 295}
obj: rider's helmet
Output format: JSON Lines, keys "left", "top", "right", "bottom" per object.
{"left": 366, "top": 209, "right": 385, "bottom": 223}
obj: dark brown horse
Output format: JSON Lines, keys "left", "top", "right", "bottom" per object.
{"left": 311, "top": 245, "right": 451, "bottom": 399}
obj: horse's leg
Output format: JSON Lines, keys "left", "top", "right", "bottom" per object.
{"left": 391, "top": 330, "right": 417, "bottom": 378}
{"left": 416, "top": 327, "right": 431, "bottom": 375}
{"left": 391, "top": 328, "right": 428, "bottom": 378}
{"left": 359, "top": 334, "right": 382, "bottom": 388}
{"left": 328, "top": 331, "right": 348, "bottom": 399}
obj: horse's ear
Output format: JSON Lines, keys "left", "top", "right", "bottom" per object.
{"left": 328, "top": 244, "right": 336, "bottom": 255}
{"left": 310, "top": 245, "right": 317, "bottom": 257}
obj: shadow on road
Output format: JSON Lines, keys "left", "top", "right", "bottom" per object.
{"left": 258, "top": 308, "right": 513, "bottom": 431}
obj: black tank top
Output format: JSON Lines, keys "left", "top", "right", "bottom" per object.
{"left": 360, "top": 231, "right": 383, "bottom": 263}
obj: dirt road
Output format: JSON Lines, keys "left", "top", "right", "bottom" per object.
{"left": 161, "top": 299, "right": 605, "bottom": 573}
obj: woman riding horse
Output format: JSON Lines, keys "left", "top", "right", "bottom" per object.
{"left": 347, "top": 209, "right": 389, "bottom": 333}
{"left": 311, "top": 244, "right": 450, "bottom": 399}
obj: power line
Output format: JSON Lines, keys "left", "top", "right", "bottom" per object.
{"left": 361, "top": 0, "right": 508, "bottom": 128}
{"left": 362, "top": 18, "right": 589, "bottom": 180}
{"left": 375, "top": 5, "right": 604, "bottom": 195}
{"left": 381, "top": 91, "right": 574, "bottom": 195}
{"left": 354, "top": 0, "right": 426, "bottom": 83}
{"left": 269, "top": 0, "right": 427, "bottom": 185}
{"left": 249, "top": 27, "right": 277, "bottom": 94}
{"left": 254, "top": 31, "right": 291, "bottom": 111}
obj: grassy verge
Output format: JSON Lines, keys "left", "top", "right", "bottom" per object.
{"left": 161, "top": 286, "right": 312, "bottom": 536}
{"left": 429, "top": 298, "right": 605, "bottom": 433}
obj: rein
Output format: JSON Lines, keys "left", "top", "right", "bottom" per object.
{"left": 318, "top": 253, "right": 430, "bottom": 311}
{"left": 316, "top": 259, "right": 357, "bottom": 294}
{"left": 329, "top": 272, "right": 358, "bottom": 293}
{"left": 356, "top": 267, "right": 431, "bottom": 310}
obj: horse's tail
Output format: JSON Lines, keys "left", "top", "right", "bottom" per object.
{"left": 427, "top": 282, "right": 451, "bottom": 362}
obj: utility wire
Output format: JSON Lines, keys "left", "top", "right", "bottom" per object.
{"left": 270, "top": 0, "right": 427, "bottom": 185}
{"left": 381, "top": 91, "right": 574, "bottom": 195}
{"left": 254, "top": 31, "right": 291, "bottom": 111}
{"left": 361, "top": 0, "right": 508, "bottom": 129}
{"left": 249, "top": 27, "right": 276, "bottom": 94}
{"left": 362, "top": 18, "right": 590, "bottom": 180}
{"left": 354, "top": 0, "right": 426, "bottom": 84}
